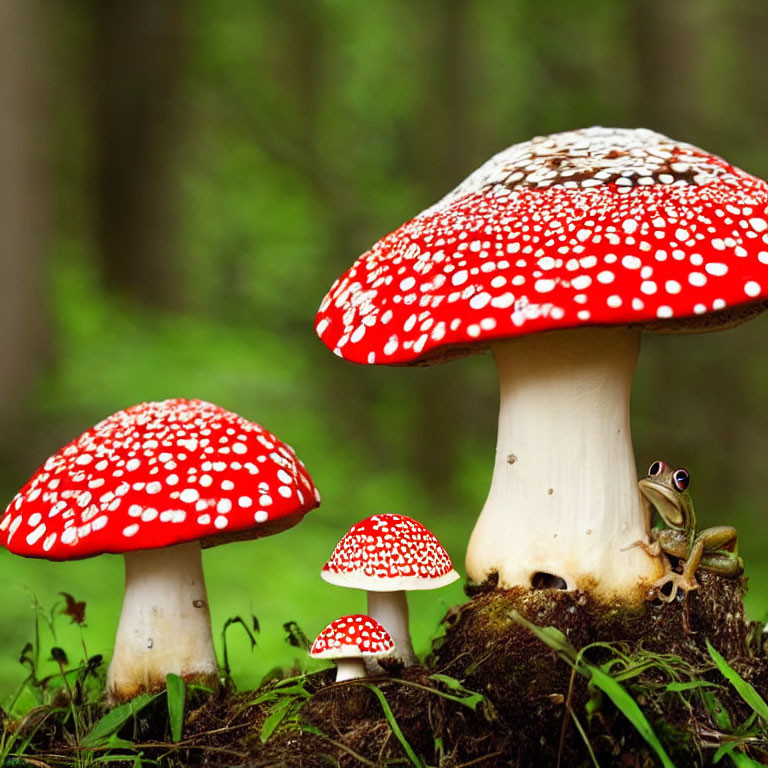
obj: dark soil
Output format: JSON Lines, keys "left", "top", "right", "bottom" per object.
{"left": 16, "top": 572, "right": 768, "bottom": 767}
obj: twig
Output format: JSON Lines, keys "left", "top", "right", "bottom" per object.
{"left": 557, "top": 665, "right": 579, "bottom": 768}
{"left": 455, "top": 752, "right": 504, "bottom": 768}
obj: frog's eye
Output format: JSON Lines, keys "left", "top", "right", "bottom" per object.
{"left": 648, "top": 460, "right": 665, "bottom": 476}
{"left": 673, "top": 469, "right": 690, "bottom": 491}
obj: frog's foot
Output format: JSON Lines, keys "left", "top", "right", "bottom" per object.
{"left": 621, "top": 539, "right": 662, "bottom": 557}
{"left": 653, "top": 572, "right": 699, "bottom": 603}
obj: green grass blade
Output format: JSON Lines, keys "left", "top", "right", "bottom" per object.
{"left": 730, "top": 752, "right": 767, "bottom": 767}
{"left": 166, "top": 673, "right": 185, "bottom": 742}
{"left": 363, "top": 683, "right": 424, "bottom": 768}
{"left": 588, "top": 667, "right": 675, "bottom": 768}
{"left": 707, "top": 639, "right": 768, "bottom": 723}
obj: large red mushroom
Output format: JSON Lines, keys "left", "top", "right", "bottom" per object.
{"left": 0, "top": 398, "right": 320, "bottom": 702}
{"left": 315, "top": 127, "right": 768, "bottom": 603}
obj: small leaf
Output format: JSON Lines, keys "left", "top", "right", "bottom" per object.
{"left": 18, "top": 643, "right": 34, "bottom": 671}
{"left": 60, "top": 592, "right": 87, "bottom": 626}
{"left": 283, "top": 621, "right": 311, "bottom": 650}
{"left": 166, "top": 673, "right": 185, "bottom": 742}
{"left": 261, "top": 702, "right": 291, "bottom": 743}
{"left": 50, "top": 647, "right": 68, "bottom": 665}
{"left": 707, "top": 639, "right": 768, "bottom": 723}
{"left": 81, "top": 692, "right": 158, "bottom": 747}
{"left": 664, "top": 680, "right": 718, "bottom": 693}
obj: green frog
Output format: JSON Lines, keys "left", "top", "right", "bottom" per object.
{"left": 634, "top": 460, "right": 743, "bottom": 602}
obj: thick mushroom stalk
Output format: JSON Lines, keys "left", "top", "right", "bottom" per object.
{"left": 465, "top": 327, "right": 664, "bottom": 601}
{"left": 366, "top": 590, "right": 416, "bottom": 666}
{"left": 335, "top": 658, "right": 367, "bottom": 682}
{"left": 107, "top": 541, "right": 218, "bottom": 703}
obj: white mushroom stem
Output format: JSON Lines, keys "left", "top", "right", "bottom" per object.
{"left": 367, "top": 590, "right": 417, "bottom": 665}
{"left": 465, "top": 327, "right": 664, "bottom": 602}
{"left": 335, "top": 657, "right": 368, "bottom": 682}
{"left": 107, "top": 541, "right": 219, "bottom": 703}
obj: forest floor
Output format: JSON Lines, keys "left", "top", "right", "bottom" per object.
{"left": 6, "top": 573, "right": 768, "bottom": 767}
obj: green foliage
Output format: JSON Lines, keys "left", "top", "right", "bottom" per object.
{"left": 249, "top": 676, "right": 312, "bottom": 743}
{"left": 707, "top": 639, "right": 768, "bottom": 723}
{"left": 165, "top": 674, "right": 186, "bottom": 743}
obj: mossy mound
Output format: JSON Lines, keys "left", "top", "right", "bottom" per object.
{"left": 12, "top": 573, "right": 768, "bottom": 766}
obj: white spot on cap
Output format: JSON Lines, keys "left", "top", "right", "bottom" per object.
{"left": 745, "top": 280, "right": 761, "bottom": 297}
{"left": 749, "top": 217, "right": 768, "bottom": 233}
{"left": 622, "top": 255, "right": 641, "bottom": 270}
{"left": 535, "top": 279, "right": 556, "bottom": 293}
{"left": 597, "top": 270, "right": 615, "bottom": 284}
{"left": 607, "top": 295, "right": 622, "bottom": 308}
{"left": 689, "top": 272, "right": 707, "bottom": 287}
{"left": 146, "top": 481, "right": 162, "bottom": 495}
{"left": 622, "top": 220, "right": 638, "bottom": 234}
{"left": 180, "top": 488, "right": 200, "bottom": 503}
{"left": 665, "top": 280, "right": 681, "bottom": 294}
{"left": 126, "top": 459, "right": 140, "bottom": 471}
{"left": 26, "top": 523, "right": 46, "bottom": 546}
{"left": 255, "top": 510, "right": 269, "bottom": 523}
{"left": 232, "top": 442, "right": 247, "bottom": 455}
{"left": 469, "top": 292, "right": 491, "bottom": 310}
{"left": 214, "top": 516, "right": 228, "bottom": 529}
{"left": 656, "top": 305, "right": 674, "bottom": 319}
{"left": 572, "top": 275, "right": 591, "bottom": 290}
{"left": 705, "top": 262, "right": 728, "bottom": 276}
{"left": 217, "top": 499, "right": 232, "bottom": 514}
{"left": 451, "top": 270, "right": 468, "bottom": 286}
{"left": 238, "top": 496, "right": 252, "bottom": 508}
{"left": 123, "top": 524, "right": 139, "bottom": 538}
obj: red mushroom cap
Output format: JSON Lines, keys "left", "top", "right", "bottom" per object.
{"left": 315, "top": 127, "right": 768, "bottom": 366}
{"left": 322, "top": 513, "right": 459, "bottom": 591}
{"left": 310, "top": 614, "right": 395, "bottom": 659}
{"left": 0, "top": 399, "right": 320, "bottom": 560}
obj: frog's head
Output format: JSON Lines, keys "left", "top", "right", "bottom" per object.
{"left": 638, "top": 460, "right": 692, "bottom": 531}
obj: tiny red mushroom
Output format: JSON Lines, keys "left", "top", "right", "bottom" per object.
{"left": 315, "top": 127, "right": 768, "bottom": 603}
{"left": 322, "top": 514, "right": 458, "bottom": 665}
{"left": 0, "top": 398, "right": 320, "bottom": 703}
{"left": 310, "top": 614, "right": 395, "bottom": 681}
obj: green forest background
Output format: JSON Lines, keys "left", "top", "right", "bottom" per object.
{"left": 1, "top": 0, "right": 768, "bottom": 707}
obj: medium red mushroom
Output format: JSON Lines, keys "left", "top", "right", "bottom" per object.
{"left": 322, "top": 514, "right": 458, "bottom": 665}
{"left": 315, "top": 127, "right": 768, "bottom": 603}
{"left": 0, "top": 398, "right": 320, "bottom": 702}
{"left": 310, "top": 614, "right": 395, "bottom": 681}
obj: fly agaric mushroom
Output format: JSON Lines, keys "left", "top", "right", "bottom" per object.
{"left": 310, "top": 614, "right": 395, "bottom": 681}
{"left": 322, "top": 514, "right": 458, "bottom": 665}
{"left": 0, "top": 398, "right": 320, "bottom": 702}
{"left": 315, "top": 127, "right": 768, "bottom": 603}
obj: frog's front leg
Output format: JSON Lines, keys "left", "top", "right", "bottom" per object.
{"left": 698, "top": 526, "right": 743, "bottom": 578}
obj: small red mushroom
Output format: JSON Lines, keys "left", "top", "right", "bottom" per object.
{"left": 0, "top": 398, "right": 320, "bottom": 703}
{"left": 315, "top": 127, "right": 768, "bottom": 603}
{"left": 322, "top": 514, "right": 458, "bottom": 665}
{"left": 310, "top": 614, "right": 394, "bottom": 681}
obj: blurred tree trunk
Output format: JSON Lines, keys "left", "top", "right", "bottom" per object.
{"left": 89, "top": 0, "right": 186, "bottom": 308}
{"left": 0, "top": 0, "right": 51, "bottom": 476}
{"left": 407, "top": 0, "right": 476, "bottom": 507}
{"left": 629, "top": 0, "right": 704, "bottom": 138}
